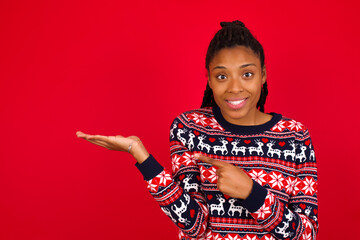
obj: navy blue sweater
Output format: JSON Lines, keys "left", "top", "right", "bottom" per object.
{"left": 136, "top": 106, "right": 318, "bottom": 240}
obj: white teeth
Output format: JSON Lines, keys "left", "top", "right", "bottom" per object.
{"left": 228, "top": 99, "right": 245, "bottom": 105}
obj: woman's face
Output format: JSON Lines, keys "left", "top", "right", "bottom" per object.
{"left": 208, "top": 45, "right": 266, "bottom": 125}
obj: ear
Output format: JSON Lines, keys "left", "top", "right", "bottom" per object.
{"left": 261, "top": 65, "right": 267, "bottom": 85}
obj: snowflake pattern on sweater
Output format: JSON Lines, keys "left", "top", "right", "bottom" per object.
{"left": 136, "top": 106, "right": 318, "bottom": 240}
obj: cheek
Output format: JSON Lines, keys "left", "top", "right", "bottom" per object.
{"left": 211, "top": 85, "right": 225, "bottom": 100}
{"left": 209, "top": 81, "right": 219, "bottom": 94}
{"left": 248, "top": 81, "right": 263, "bottom": 95}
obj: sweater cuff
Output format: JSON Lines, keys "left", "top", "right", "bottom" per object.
{"left": 240, "top": 180, "right": 268, "bottom": 212}
{"left": 135, "top": 154, "right": 164, "bottom": 181}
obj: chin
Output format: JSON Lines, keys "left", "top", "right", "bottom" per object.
{"left": 222, "top": 107, "right": 249, "bottom": 119}
{"left": 228, "top": 111, "right": 249, "bottom": 120}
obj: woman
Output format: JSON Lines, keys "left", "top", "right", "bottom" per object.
{"left": 77, "top": 20, "right": 318, "bottom": 240}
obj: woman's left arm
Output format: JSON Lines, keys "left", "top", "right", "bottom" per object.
{"left": 197, "top": 128, "right": 319, "bottom": 240}
{"left": 243, "top": 128, "right": 319, "bottom": 240}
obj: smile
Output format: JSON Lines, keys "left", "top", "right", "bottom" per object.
{"left": 226, "top": 98, "right": 248, "bottom": 109}
{"left": 228, "top": 99, "right": 246, "bottom": 105}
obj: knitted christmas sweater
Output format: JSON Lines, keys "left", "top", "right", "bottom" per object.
{"left": 136, "top": 106, "right": 318, "bottom": 240}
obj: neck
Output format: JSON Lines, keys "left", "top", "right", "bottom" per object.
{"left": 221, "top": 108, "right": 271, "bottom": 126}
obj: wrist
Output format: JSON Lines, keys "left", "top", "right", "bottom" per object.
{"left": 243, "top": 178, "right": 254, "bottom": 199}
{"left": 240, "top": 180, "right": 268, "bottom": 213}
{"left": 130, "top": 141, "right": 149, "bottom": 164}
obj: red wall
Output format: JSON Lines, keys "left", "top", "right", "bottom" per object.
{"left": 1, "top": 0, "right": 359, "bottom": 239}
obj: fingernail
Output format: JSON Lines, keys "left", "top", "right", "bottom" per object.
{"left": 194, "top": 154, "right": 200, "bottom": 159}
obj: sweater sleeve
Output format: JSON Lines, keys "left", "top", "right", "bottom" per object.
{"left": 135, "top": 116, "right": 209, "bottom": 238}
{"left": 241, "top": 127, "right": 319, "bottom": 240}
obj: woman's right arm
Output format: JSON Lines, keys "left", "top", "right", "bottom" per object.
{"left": 134, "top": 116, "right": 209, "bottom": 238}
{"left": 76, "top": 116, "right": 209, "bottom": 238}
{"left": 76, "top": 132, "right": 150, "bottom": 164}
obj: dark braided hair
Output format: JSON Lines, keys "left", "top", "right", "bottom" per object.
{"left": 201, "top": 20, "right": 268, "bottom": 113}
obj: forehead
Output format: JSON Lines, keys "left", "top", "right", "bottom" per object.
{"left": 210, "top": 45, "right": 260, "bottom": 67}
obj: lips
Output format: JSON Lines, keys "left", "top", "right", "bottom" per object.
{"left": 225, "top": 97, "right": 248, "bottom": 109}
{"left": 227, "top": 99, "right": 246, "bottom": 105}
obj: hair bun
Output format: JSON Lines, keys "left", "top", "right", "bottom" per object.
{"left": 220, "top": 20, "right": 245, "bottom": 28}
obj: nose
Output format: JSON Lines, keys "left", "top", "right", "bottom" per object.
{"left": 227, "top": 78, "right": 244, "bottom": 93}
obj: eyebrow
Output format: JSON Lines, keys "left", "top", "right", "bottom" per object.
{"left": 211, "top": 63, "right": 257, "bottom": 71}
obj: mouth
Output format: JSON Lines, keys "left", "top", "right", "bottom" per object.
{"left": 226, "top": 98, "right": 247, "bottom": 105}
{"left": 225, "top": 98, "right": 248, "bottom": 109}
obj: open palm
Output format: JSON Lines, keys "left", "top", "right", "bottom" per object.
{"left": 76, "top": 131, "right": 140, "bottom": 152}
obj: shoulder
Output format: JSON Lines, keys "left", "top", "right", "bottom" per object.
{"left": 270, "top": 113, "right": 310, "bottom": 136}
{"left": 171, "top": 107, "right": 213, "bottom": 122}
{"left": 170, "top": 107, "right": 223, "bottom": 131}
{"left": 181, "top": 107, "right": 213, "bottom": 116}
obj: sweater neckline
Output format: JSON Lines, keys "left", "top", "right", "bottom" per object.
{"left": 212, "top": 105, "right": 282, "bottom": 135}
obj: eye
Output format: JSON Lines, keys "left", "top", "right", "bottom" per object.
{"left": 243, "top": 72, "right": 253, "bottom": 78}
{"left": 216, "top": 74, "right": 227, "bottom": 80}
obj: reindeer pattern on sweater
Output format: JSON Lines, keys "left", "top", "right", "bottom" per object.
{"left": 136, "top": 106, "right": 318, "bottom": 240}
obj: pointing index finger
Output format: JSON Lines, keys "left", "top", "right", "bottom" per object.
{"left": 194, "top": 154, "right": 227, "bottom": 168}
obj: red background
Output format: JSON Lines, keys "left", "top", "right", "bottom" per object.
{"left": 0, "top": 0, "right": 359, "bottom": 239}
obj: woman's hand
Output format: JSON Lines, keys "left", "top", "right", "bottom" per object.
{"left": 194, "top": 154, "right": 253, "bottom": 199}
{"left": 76, "top": 131, "right": 150, "bottom": 164}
